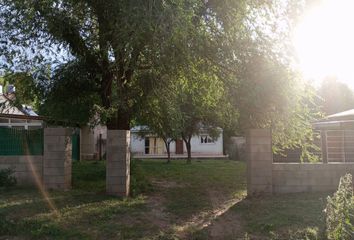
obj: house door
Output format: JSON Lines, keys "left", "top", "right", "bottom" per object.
{"left": 175, "top": 139, "right": 184, "bottom": 154}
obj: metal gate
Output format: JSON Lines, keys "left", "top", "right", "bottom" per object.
{"left": 72, "top": 131, "right": 80, "bottom": 161}
{"left": 0, "top": 127, "right": 43, "bottom": 155}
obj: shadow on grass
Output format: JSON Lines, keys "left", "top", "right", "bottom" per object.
{"left": 187, "top": 192, "right": 330, "bottom": 240}
{"left": 0, "top": 187, "right": 152, "bottom": 239}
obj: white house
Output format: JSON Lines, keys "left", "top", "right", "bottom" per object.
{"left": 130, "top": 126, "right": 226, "bottom": 158}
{"left": 0, "top": 85, "right": 43, "bottom": 129}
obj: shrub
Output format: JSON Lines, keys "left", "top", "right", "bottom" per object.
{"left": 0, "top": 168, "right": 17, "bottom": 188}
{"left": 325, "top": 174, "right": 354, "bottom": 240}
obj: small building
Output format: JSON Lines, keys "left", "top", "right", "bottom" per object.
{"left": 0, "top": 88, "right": 44, "bottom": 129}
{"left": 313, "top": 109, "right": 354, "bottom": 163}
{"left": 130, "top": 126, "right": 226, "bottom": 159}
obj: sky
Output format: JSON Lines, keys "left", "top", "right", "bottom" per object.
{"left": 293, "top": 0, "right": 354, "bottom": 89}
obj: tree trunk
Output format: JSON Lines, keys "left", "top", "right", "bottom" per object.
{"left": 106, "top": 110, "right": 130, "bottom": 130}
{"left": 166, "top": 143, "right": 171, "bottom": 163}
{"left": 182, "top": 136, "right": 192, "bottom": 164}
{"left": 163, "top": 139, "right": 171, "bottom": 163}
{"left": 186, "top": 141, "right": 191, "bottom": 164}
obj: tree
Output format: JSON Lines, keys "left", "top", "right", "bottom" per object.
{"left": 136, "top": 90, "right": 181, "bottom": 163}
{"left": 0, "top": 1, "right": 208, "bottom": 129}
{"left": 0, "top": 0, "right": 293, "bottom": 130}
{"left": 0, "top": 72, "right": 42, "bottom": 114}
{"left": 318, "top": 76, "right": 354, "bottom": 115}
{"left": 38, "top": 60, "right": 100, "bottom": 126}
{"left": 1, "top": 0, "right": 316, "bottom": 162}
{"left": 169, "top": 61, "right": 231, "bottom": 163}
{"left": 232, "top": 54, "right": 322, "bottom": 161}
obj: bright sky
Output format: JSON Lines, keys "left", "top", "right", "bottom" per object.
{"left": 293, "top": 0, "right": 354, "bottom": 89}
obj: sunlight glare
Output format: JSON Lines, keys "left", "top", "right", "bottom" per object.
{"left": 293, "top": 0, "right": 354, "bottom": 87}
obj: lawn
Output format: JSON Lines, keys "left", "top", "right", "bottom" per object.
{"left": 0, "top": 159, "right": 330, "bottom": 239}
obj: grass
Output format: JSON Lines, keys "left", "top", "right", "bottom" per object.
{"left": 0, "top": 159, "right": 332, "bottom": 239}
{"left": 136, "top": 159, "right": 246, "bottom": 219}
{"left": 233, "top": 193, "right": 327, "bottom": 239}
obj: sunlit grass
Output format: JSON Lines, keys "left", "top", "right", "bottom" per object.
{"left": 0, "top": 160, "right": 330, "bottom": 239}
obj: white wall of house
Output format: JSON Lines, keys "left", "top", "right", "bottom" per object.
{"left": 130, "top": 134, "right": 146, "bottom": 155}
{"left": 130, "top": 130, "right": 224, "bottom": 156}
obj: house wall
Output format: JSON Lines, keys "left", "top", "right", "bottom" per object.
{"left": 131, "top": 134, "right": 146, "bottom": 155}
{"left": 130, "top": 131, "right": 223, "bottom": 156}
{"left": 247, "top": 129, "right": 354, "bottom": 195}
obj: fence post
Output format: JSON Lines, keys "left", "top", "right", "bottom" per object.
{"left": 321, "top": 130, "right": 328, "bottom": 163}
{"left": 246, "top": 129, "right": 273, "bottom": 195}
{"left": 106, "top": 130, "right": 130, "bottom": 197}
{"left": 43, "top": 127, "right": 72, "bottom": 190}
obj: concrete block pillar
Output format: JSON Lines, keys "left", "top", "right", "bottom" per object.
{"left": 106, "top": 130, "right": 130, "bottom": 197}
{"left": 43, "top": 127, "right": 73, "bottom": 190}
{"left": 246, "top": 129, "right": 273, "bottom": 195}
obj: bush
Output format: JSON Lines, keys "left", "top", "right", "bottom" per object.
{"left": 0, "top": 168, "right": 17, "bottom": 188}
{"left": 130, "top": 160, "right": 153, "bottom": 197}
{"left": 325, "top": 174, "right": 354, "bottom": 240}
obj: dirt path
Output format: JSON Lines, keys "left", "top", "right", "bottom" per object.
{"left": 145, "top": 179, "right": 246, "bottom": 239}
{"left": 174, "top": 194, "right": 244, "bottom": 239}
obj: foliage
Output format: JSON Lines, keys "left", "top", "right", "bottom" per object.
{"left": 317, "top": 76, "right": 354, "bottom": 115}
{"left": 0, "top": 0, "right": 321, "bottom": 160}
{"left": 232, "top": 54, "right": 322, "bottom": 162}
{"left": 1, "top": 72, "right": 41, "bottom": 109}
{"left": 0, "top": 0, "right": 305, "bottom": 132}
{"left": 0, "top": 0, "right": 239, "bottom": 129}
{"left": 0, "top": 168, "right": 17, "bottom": 189}
{"left": 38, "top": 60, "right": 100, "bottom": 125}
{"left": 135, "top": 86, "right": 182, "bottom": 162}
{"left": 163, "top": 62, "right": 236, "bottom": 163}
{"left": 325, "top": 174, "right": 354, "bottom": 240}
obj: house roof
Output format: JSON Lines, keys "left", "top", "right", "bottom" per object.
{"left": 0, "top": 113, "right": 45, "bottom": 121}
{"left": 313, "top": 109, "right": 354, "bottom": 129}
{"left": 0, "top": 94, "right": 39, "bottom": 117}
{"left": 131, "top": 125, "right": 150, "bottom": 133}
{"left": 325, "top": 109, "right": 354, "bottom": 121}
{"left": 130, "top": 125, "right": 223, "bottom": 133}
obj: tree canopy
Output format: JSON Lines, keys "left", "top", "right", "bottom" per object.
{"left": 0, "top": 0, "right": 321, "bottom": 159}
{"left": 318, "top": 76, "right": 354, "bottom": 115}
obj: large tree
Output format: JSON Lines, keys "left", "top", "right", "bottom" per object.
{"left": 318, "top": 76, "right": 354, "bottom": 115}
{"left": 1, "top": 1, "right": 319, "bottom": 163}
{"left": 0, "top": 0, "right": 291, "bottom": 130}
{"left": 0, "top": 0, "right": 230, "bottom": 129}
{"left": 136, "top": 88, "right": 182, "bottom": 163}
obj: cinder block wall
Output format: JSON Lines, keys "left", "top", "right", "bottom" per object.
{"left": 0, "top": 156, "right": 43, "bottom": 185}
{"left": 247, "top": 128, "right": 354, "bottom": 195}
{"left": 106, "top": 130, "right": 130, "bottom": 197}
{"left": 43, "top": 127, "right": 72, "bottom": 190}
{"left": 273, "top": 163, "right": 354, "bottom": 193}
{"left": 246, "top": 129, "right": 273, "bottom": 195}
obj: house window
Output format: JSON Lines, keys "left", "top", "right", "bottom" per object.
{"left": 200, "top": 135, "right": 215, "bottom": 144}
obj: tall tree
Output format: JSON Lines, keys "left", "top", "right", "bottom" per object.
{"left": 0, "top": 0, "right": 292, "bottom": 130}
{"left": 1, "top": 0, "right": 317, "bottom": 162}
{"left": 136, "top": 89, "right": 182, "bottom": 163}
{"left": 233, "top": 54, "right": 322, "bottom": 161}
{"left": 318, "top": 76, "right": 354, "bottom": 115}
